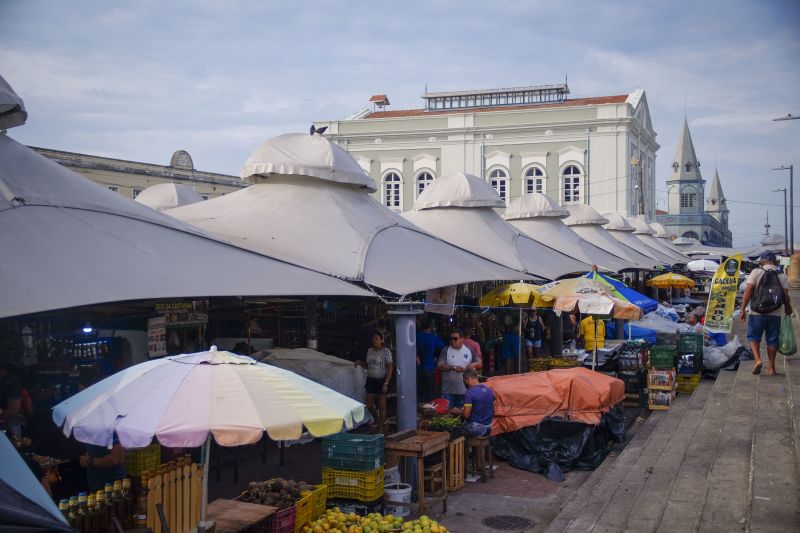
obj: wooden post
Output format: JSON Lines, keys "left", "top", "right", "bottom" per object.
{"left": 182, "top": 465, "right": 191, "bottom": 531}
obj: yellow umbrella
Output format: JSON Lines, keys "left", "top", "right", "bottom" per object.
{"left": 479, "top": 282, "right": 548, "bottom": 307}
{"left": 646, "top": 272, "right": 696, "bottom": 289}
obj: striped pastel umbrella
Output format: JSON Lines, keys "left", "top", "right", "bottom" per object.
{"left": 584, "top": 270, "right": 659, "bottom": 313}
{"left": 53, "top": 347, "right": 365, "bottom": 528}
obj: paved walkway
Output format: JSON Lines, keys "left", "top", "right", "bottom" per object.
{"left": 545, "top": 292, "right": 800, "bottom": 533}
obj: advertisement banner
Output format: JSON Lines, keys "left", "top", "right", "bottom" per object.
{"left": 704, "top": 254, "right": 742, "bottom": 333}
{"left": 147, "top": 316, "right": 167, "bottom": 358}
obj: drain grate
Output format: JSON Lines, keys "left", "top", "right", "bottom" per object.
{"left": 481, "top": 515, "right": 534, "bottom": 530}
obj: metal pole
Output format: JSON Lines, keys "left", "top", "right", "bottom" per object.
{"left": 518, "top": 308, "right": 523, "bottom": 374}
{"left": 198, "top": 434, "right": 212, "bottom": 533}
{"left": 550, "top": 311, "right": 563, "bottom": 356}
{"left": 386, "top": 302, "right": 424, "bottom": 432}
{"left": 791, "top": 165, "right": 795, "bottom": 255}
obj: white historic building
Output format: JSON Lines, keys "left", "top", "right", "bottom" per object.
{"left": 315, "top": 84, "right": 659, "bottom": 219}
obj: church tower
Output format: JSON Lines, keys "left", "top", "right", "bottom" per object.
{"left": 666, "top": 118, "right": 704, "bottom": 215}
{"left": 706, "top": 168, "right": 732, "bottom": 246}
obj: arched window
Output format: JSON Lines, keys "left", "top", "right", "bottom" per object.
{"left": 561, "top": 164, "right": 582, "bottom": 204}
{"left": 680, "top": 186, "right": 697, "bottom": 208}
{"left": 415, "top": 171, "right": 435, "bottom": 198}
{"left": 488, "top": 168, "right": 508, "bottom": 203}
{"left": 383, "top": 171, "right": 402, "bottom": 210}
{"left": 523, "top": 166, "right": 546, "bottom": 195}
{"left": 682, "top": 231, "right": 699, "bottom": 240}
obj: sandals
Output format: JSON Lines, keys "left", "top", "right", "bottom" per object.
{"left": 752, "top": 362, "right": 763, "bottom": 375}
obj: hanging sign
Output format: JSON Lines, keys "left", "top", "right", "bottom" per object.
{"left": 704, "top": 254, "right": 742, "bottom": 333}
{"left": 147, "top": 316, "right": 167, "bottom": 357}
{"left": 154, "top": 300, "right": 208, "bottom": 325}
{"left": 425, "top": 286, "right": 457, "bottom": 315}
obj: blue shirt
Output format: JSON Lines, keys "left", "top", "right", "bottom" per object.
{"left": 500, "top": 332, "right": 520, "bottom": 360}
{"left": 464, "top": 384, "right": 495, "bottom": 426}
{"left": 416, "top": 331, "right": 445, "bottom": 370}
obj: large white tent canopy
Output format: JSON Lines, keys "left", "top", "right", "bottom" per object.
{"left": 603, "top": 213, "right": 676, "bottom": 266}
{"left": 135, "top": 183, "right": 205, "bottom": 211}
{"left": 402, "top": 174, "right": 590, "bottom": 280}
{"left": 564, "top": 205, "right": 660, "bottom": 270}
{"left": 626, "top": 217, "right": 688, "bottom": 263}
{"left": 503, "top": 193, "right": 633, "bottom": 273}
{"left": 0, "top": 134, "right": 372, "bottom": 319}
{"left": 671, "top": 237, "right": 744, "bottom": 257}
{"left": 169, "top": 135, "right": 529, "bottom": 296}
{"left": 649, "top": 222, "right": 688, "bottom": 255}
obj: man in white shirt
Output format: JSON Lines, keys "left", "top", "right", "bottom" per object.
{"left": 437, "top": 329, "right": 478, "bottom": 408}
{"left": 740, "top": 252, "right": 792, "bottom": 375}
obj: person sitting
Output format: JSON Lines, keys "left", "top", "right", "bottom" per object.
{"left": 449, "top": 369, "right": 494, "bottom": 437}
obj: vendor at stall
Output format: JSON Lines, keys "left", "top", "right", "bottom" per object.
{"left": 449, "top": 369, "right": 494, "bottom": 437}
{"left": 524, "top": 309, "right": 544, "bottom": 358}
{"left": 364, "top": 332, "right": 394, "bottom": 432}
{"left": 80, "top": 435, "right": 125, "bottom": 492}
{"left": 438, "top": 329, "right": 478, "bottom": 408}
{"left": 580, "top": 315, "right": 606, "bottom": 351}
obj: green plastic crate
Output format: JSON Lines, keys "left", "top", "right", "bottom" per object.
{"left": 649, "top": 345, "right": 677, "bottom": 369}
{"left": 679, "top": 333, "right": 704, "bottom": 353}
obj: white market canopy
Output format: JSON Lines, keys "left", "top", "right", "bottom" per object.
{"left": 564, "top": 205, "right": 660, "bottom": 270}
{"left": 504, "top": 193, "right": 633, "bottom": 273}
{"left": 168, "top": 134, "right": 529, "bottom": 296}
{"left": 671, "top": 236, "right": 744, "bottom": 257}
{"left": 625, "top": 216, "right": 689, "bottom": 264}
{"left": 649, "top": 222, "right": 688, "bottom": 255}
{"left": 402, "top": 173, "right": 590, "bottom": 280}
{"left": 603, "top": 213, "right": 676, "bottom": 266}
{"left": 0, "top": 134, "right": 372, "bottom": 319}
{"left": 135, "top": 183, "right": 205, "bottom": 211}
{"left": 0, "top": 75, "right": 27, "bottom": 129}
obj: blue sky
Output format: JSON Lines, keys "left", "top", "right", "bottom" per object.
{"left": 1, "top": 0, "right": 799, "bottom": 246}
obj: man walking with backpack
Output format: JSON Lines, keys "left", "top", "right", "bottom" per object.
{"left": 740, "top": 252, "right": 792, "bottom": 375}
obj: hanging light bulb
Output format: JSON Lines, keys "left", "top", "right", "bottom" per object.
{"left": 82, "top": 322, "right": 93, "bottom": 334}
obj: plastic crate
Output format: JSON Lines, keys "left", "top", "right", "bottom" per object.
{"left": 124, "top": 442, "right": 161, "bottom": 476}
{"left": 321, "top": 433, "right": 384, "bottom": 471}
{"left": 649, "top": 345, "right": 677, "bottom": 369}
{"left": 648, "top": 390, "right": 675, "bottom": 411}
{"left": 302, "top": 484, "right": 327, "bottom": 522}
{"left": 293, "top": 492, "right": 314, "bottom": 532}
{"left": 326, "top": 497, "right": 383, "bottom": 516}
{"left": 619, "top": 370, "right": 647, "bottom": 393}
{"left": 679, "top": 333, "right": 705, "bottom": 353}
{"left": 677, "top": 373, "right": 702, "bottom": 394}
{"left": 647, "top": 369, "right": 676, "bottom": 389}
{"left": 266, "top": 505, "right": 295, "bottom": 533}
{"left": 322, "top": 467, "right": 384, "bottom": 502}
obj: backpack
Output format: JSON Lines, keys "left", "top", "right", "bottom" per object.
{"left": 750, "top": 268, "right": 786, "bottom": 314}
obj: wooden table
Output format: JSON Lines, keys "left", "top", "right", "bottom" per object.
{"left": 206, "top": 499, "right": 276, "bottom": 533}
{"left": 384, "top": 430, "right": 449, "bottom": 514}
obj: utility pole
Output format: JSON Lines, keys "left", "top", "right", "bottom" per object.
{"left": 773, "top": 165, "right": 794, "bottom": 255}
{"left": 773, "top": 188, "right": 788, "bottom": 255}
{"left": 631, "top": 155, "right": 644, "bottom": 216}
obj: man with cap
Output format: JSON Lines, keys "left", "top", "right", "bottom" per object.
{"left": 740, "top": 252, "right": 792, "bottom": 375}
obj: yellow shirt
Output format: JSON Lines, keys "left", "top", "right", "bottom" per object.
{"left": 581, "top": 316, "right": 606, "bottom": 351}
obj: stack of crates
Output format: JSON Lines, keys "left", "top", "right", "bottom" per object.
{"left": 677, "top": 333, "right": 704, "bottom": 395}
{"left": 321, "top": 433, "right": 384, "bottom": 514}
{"left": 648, "top": 345, "right": 677, "bottom": 410}
{"left": 619, "top": 341, "right": 649, "bottom": 407}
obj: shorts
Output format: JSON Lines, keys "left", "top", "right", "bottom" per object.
{"left": 525, "top": 339, "right": 542, "bottom": 348}
{"left": 747, "top": 314, "right": 781, "bottom": 348}
{"left": 442, "top": 392, "right": 465, "bottom": 409}
{"left": 365, "top": 377, "right": 387, "bottom": 395}
{"left": 464, "top": 421, "right": 492, "bottom": 437}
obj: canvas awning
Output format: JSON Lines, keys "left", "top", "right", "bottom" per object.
{"left": 626, "top": 217, "right": 689, "bottom": 263}
{"left": 402, "top": 174, "right": 590, "bottom": 280}
{"left": 0, "top": 134, "right": 372, "bottom": 319}
{"left": 564, "top": 205, "right": 660, "bottom": 270}
{"left": 0, "top": 74, "right": 27, "bottom": 130}
{"left": 168, "top": 135, "right": 530, "bottom": 296}
{"left": 135, "top": 183, "right": 204, "bottom": 211}
{"left": 603, "top": 213, "right": 675, "bottom": 266}
{"left": 504, "top": 194, "right": 634, "bottom": 273}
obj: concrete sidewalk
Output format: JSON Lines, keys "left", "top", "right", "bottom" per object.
{"left": 544, "top": 292, "right": 800, "bottom": 532}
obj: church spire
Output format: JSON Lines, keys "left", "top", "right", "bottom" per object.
{"left": 706, "top": 167, "right": 727, "bottom": 212}
{"left": 670, "top": 118, "right": 702, "bottom": 182}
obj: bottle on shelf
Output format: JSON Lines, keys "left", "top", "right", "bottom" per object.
{"left": 58, "top": 498, "right": 69, "bottom": 521}
{"left": 134, "top": 474, "right": 148, "bottom": 528}
{"left": 67, "top": 496, "right": 79, "bottom": 528}
{"left": 76, "top": 492, "right": 88, "bottom": 532}
{"left": 121, "top": 477, "right": 133, "bottom": 528}
{"left": 85, "top": 493, "right": 96, "bottom": 533}
{"left": 95, "top": 489, "right": 107, "bottom": 532}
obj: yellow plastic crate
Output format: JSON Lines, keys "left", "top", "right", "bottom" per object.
{"left": 293, "top": 492, "right": 314, "bottom": 532}
{"left": 303, "top": 484, "right": 327, "bottom": 521}
{"left": 322, "top": 467, "right": 384, "bottom": 502}
{"left": 677, "top": 373, "right": 701, "bottom": 394}
{"left": 124, "top": 442, "right": 161, "bottom": 477}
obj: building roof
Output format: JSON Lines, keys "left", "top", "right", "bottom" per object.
{"left": 369, "top": 94, "right": 390, "bottom": 104}
{"left": 421, "top": 84, "right": 569, "bottom": 99}
{"left": 670, "top": 118, "right": 702, "bottom": 182}
{"left": 363, "top": 94, "right": 629, "bottom": 119}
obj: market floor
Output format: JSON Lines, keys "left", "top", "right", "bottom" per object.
{"left": 544, "top": 293, "right": 800, "bottom": 533}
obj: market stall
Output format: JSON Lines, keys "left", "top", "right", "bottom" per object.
{"left": 603, "top": 213, "right": 676, "bottom": 267}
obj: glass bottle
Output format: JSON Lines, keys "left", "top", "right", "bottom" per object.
{"left": 67, "top": 496, "right": 79, "bottom": 528}
{"left": 77, "top": 492, "right": 88, "bottom": 533}
{"left": 95, "top": 490, "right": 107, "bottom": 533}
{"left": 121, "top": 477, "right": 133, "bottom": 528}
{"left": 85, "top": 493, "right": 96, "bottom": 533}
{"left": 58, "top": 499, "right": 69, "bottom": 520}
{"left": 134, "top": 474, "right": 148, "bottom": 528}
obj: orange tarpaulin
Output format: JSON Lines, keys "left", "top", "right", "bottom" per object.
{"left": 486, "top": 367, "right": 625, "bottom": 435}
